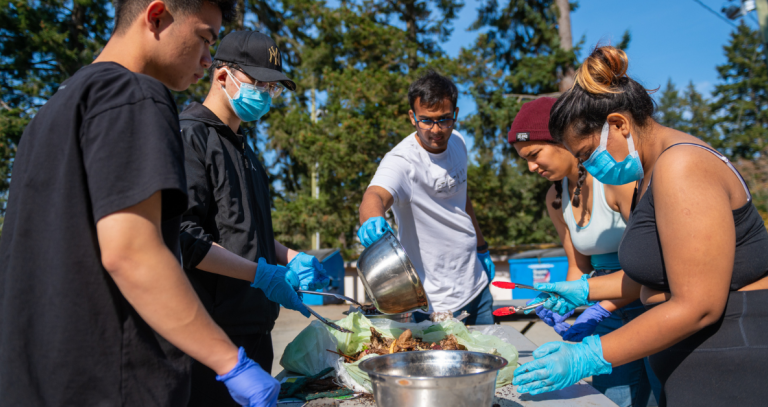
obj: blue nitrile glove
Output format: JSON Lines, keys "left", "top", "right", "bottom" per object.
{"left": 252, "top": 258, "right": 311, "bottom": 318}
{"left": 357, "top": 217, "right": 394, "bottom": 247}
{"left": 513, "top": 335, "right": 612, "bottom": 395}
{"left": 535, "top": 274, "right": 593, "bottom": 315}
{"left": 478, "top": 251, "right": 495, "bottom": 281}
{"left": 286, "top": 253, "right": 331, "bottom": 291}
{"left": 217, "top": 347, "right": 280, "bottom": 406}
{"left": 529, "top": 297, "right": 574, "bottom": 335}
{"left": 562, "top": 303, "right": 612, "bottom": 342}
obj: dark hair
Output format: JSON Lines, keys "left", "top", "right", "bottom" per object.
{"left": 549, "top": 46, "right": 655, "bottom": 143}
{"left": 408, "top": 70, "right": 458, "bottom": 112}
{"left": 207, "top": 60, "right": 242, "bottom": 79}
{"left": 551, "top": 162, "right": 586, "bottom": 209}
{"left": 113, "top": 0, "right": 237, "bottom": 34}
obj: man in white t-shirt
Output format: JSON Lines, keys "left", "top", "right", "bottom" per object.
{"left": 357, "top": 71, "right": 495, "bottom": 324}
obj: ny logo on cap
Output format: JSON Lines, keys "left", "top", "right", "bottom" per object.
{"left": 268, "top": 46, "right": 281, "bottom": 66}
{"left": 516, "top": 132, "right": 529, "bottom": 141}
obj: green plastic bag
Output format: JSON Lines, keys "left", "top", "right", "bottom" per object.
{"left": 281, "top": 313, "right": 519, "bottom": 390}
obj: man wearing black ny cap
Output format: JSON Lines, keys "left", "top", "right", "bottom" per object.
{"left": 178, "top": 31, "right": 330, "bottom": 406}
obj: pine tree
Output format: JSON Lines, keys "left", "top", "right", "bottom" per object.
{"left": 656, "top": 79, "right": 684, "bottom": 129}
{"left": 263, "top": 0, "right": 463, "bottom": 254}
{"left": 0, "top": 0, "right": 113, "bottom": 235}
{"left": 458, "top": 0, "right": 580, "bottom": 246}
{"left": 710, "top": 22, "right": 768, "bottom": 159}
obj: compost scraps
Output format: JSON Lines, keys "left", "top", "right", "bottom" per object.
{"left": 328, "top": 327, "right": 466, "bottom": 363}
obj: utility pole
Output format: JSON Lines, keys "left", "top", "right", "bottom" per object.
{"left": 310, "top": 86, "right": 320, "bottom": 251}
{"left": 555, "top": 0, "right": 575, "bottom": 92}
{"left": 755, "top": 0, "right": 768, "bottom": 57}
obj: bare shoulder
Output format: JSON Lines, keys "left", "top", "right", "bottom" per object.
{"left": 652, "top": 143, "right": 734, "bottom": 204}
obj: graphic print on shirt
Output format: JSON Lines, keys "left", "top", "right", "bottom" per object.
{"left": 433, "top": 164, "right": 467, "bottom": 197}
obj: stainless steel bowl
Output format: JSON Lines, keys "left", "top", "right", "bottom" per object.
{"left": 342, "top": 310, "right": 415, "bottom": 323}
{"left": 359, "top": 351, "right": 507, "bottom": 407}
{"left": 356, "top": 230, "right": 429, "bottom": 314}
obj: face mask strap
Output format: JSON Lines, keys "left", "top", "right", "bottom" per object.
{"left": 224, "top": 68, "right": 243, "bottom": 92}
{"left": 599, "top": 122, "right": 610, "bottom": 149}
{"left": 627, "top": 133, "right": 637, "bottom": 155}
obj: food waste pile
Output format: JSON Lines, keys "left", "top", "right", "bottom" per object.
{"left": 329, "top": 327, "right": 466, "bottom": 363}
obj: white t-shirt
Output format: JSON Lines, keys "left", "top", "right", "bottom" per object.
{"left": 368, "top": 130, "right": 487, "bottom": 312}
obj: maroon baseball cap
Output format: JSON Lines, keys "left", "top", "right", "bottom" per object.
{"left": 508, "top": 97, "right": 557, "bottom": 144}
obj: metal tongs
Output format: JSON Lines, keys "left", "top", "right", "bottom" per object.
{"left": 297, "top": 290, "right": 364, "bottom": 308}
{"left": 302, "top": 303, "right": 354, "bottom": 334}
{"left": 491, "top": 281, "right": 559, "bottom": 317}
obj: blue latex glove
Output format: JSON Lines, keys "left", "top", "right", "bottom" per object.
{"left": 562, "top": 303, "right": 612, "bottom": 342}
{"left": 357, "top": 217, "right": 394, "bottom": 247}
{"left": 528, "top": 297, "right": 574, "bottom": 336}
{"left": 477, "top": 251, "right": 495, "bottom": 281}
{"left": 252, "top": 258, "right": 310, "bottom": 318}
{"left": 535, "top": 274, "right": 592, "bottom": 315}
{"left": 286, "top": 253, "right": 331, "bottom": 291}
{"left": 217, "top": 347, "right": 280, "bottom": 406}
{"left": 513, "top": 336, "right": 612, "bottom": 395}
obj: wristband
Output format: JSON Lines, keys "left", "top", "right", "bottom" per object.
{"left": 477, "top": 242, "right": 489, "bottom": 252}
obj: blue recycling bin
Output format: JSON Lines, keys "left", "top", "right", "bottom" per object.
{"left": 507, "top": 248, "right": 569, "bottom": 300}
{"left": 301, "top": 248, "right": 345, "bottom": 306}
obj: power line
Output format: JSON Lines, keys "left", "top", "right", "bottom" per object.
{"left": 691, "top": 0, "right": 739, "bottom": 28}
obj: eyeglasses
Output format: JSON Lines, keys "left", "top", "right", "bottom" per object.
{"left": 251, "top": 81, "right": 283, "bottom": 98}
{"left": 227, "top": 68, "right": 284, "bottom": 98}
{"left": 413, "top": 113, "right": 457, "bottom": 130}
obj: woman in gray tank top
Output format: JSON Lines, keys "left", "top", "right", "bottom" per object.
{"left": 509, "top": 97, "right": 660, "bottom": 407}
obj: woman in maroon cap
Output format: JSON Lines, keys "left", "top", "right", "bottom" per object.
{"left": 508, "top": 97, "right": 660, "bottom": 406}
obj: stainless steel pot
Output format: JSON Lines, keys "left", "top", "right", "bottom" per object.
{"left": 359, "top": 351, "right": 508, "bottom": 407}
{"left": 356, "top": 230, "right": 429, "bottom": 314}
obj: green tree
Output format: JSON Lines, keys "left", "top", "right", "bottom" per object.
{"left": 458, "top": 0, "right": 581, "bottom": 246}
{"left": 262, "top": 1, "right": 463, "bottom": 255}
{"left": 0, "top": 0, "right": 113, "bottom": 235}
{"left": 656, "top": 79, "right": 718, "bottom": 144}
{"left": 656, "top": 79, "right": 684, "bottom": 129}
{"left": 710, "top": 22, "right": 768, "bottom": 159}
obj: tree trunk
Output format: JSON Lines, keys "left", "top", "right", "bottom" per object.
{"left": 404, "top": 0, "right": 419, "bottom": 71}
{"left": 62, "top": 2, "right": 86, "bottom": 77}
{"left": 555, "top": 0, "right": 575, "bottom": 92}
{"left": 236, "top": 0, "right": 246, "bottom": 31}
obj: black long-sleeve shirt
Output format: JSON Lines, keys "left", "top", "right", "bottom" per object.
{"left": 179, "top": 102, "right": 279, "bottom": 335}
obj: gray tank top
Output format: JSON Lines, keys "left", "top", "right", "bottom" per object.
{"left": 562, "top": 176, "right": 626, "bottom": 270}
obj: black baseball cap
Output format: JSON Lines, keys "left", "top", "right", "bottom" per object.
{"left": 213, "top": 31, "right": 296, "bottom": 91}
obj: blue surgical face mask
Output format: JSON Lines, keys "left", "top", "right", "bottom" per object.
{"left": 223, "top": 68, "right": 271, "bottom": 122}
{"left": 581, "top": 122, "right": 644, "bottom": 185}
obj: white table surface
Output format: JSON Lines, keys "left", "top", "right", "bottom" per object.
{"left": 276, "top": 324, "right": 617, "bottom": 406}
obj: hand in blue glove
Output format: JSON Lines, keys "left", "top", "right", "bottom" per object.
{"left": 252, "top": 258, "right": 310, "bottom": 318}
{"left": 535, "top": 274, "right": 592, "bottom": 315}
{"left": 477, "top": 251, "right": 495, "bottom": 281}
{"left": 217, "top": 347, "right": 280, "bottom": 406}
{"left": 513, "top": 336, "right": 612, "bottom": 395}
{"left": 286, "top": 253, "right": 331, "bottom": 292}
{"left": 357, "top": 217, "right": 394, "bottom": 247}
{"left": 530, "top": 297, "right": 575, "bottom": 336}
{"left": 562, "top": 303, "right": 612, "bottom": 342}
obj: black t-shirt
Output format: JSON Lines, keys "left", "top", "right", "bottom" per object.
{"left": 0, "top": 62, "right": 191, "bottom": 406}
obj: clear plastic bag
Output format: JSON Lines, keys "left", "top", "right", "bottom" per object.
{"left": 280, "top": 313, "right": 519, "bottom": 392}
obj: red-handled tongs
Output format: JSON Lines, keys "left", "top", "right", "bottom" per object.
{"left": 491, "top": 281, "right": 559, "bottom": 317}
{"left": 491, "top": 281, "right": 538, "bottom": 291}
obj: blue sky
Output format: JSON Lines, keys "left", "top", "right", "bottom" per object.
{"left": 445, "top": 0, "right": 759, "bottom": 122}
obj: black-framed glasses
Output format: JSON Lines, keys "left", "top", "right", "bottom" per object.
{"left": 413, "top": 112, "right": 457, "bottom": 130}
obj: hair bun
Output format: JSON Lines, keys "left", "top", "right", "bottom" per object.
{"left": 574, "top": 45, "right": 628, "bottom": 95}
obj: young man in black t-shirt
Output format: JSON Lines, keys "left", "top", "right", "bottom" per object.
{"left": 0, "top": 1, "right": 288, "bottom": 406}
{"left": 177, "top": 31, "right": 330, "bottom": 406}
